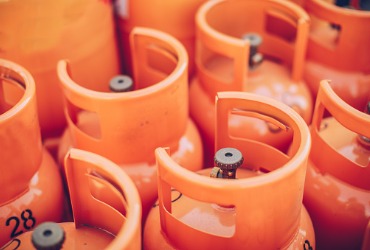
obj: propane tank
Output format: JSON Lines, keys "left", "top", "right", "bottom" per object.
{"left": 0, "top": 0, "right": 120, "bottom": 139}
{"left": 57, "top": 27, "right": 203, "bottom": 222}
{"left": 303, "top": 80, "right": 370, "bottom": 249}
{"left": 114, "top": 0, "right": 207, "bottom": 77}
{"left": 1, "top": 148, "right": 142, "bottom": 250}
{"left": 301, "top": 0, "right": 370, "bottom": 111}
{"left": 189, "top": 0, "right": 313, "bottom": 166}
{"left": 144, "top": 91, "right": 315, "bottom": 249}
{"left": 0, "top": 59, "right": 64, "bottom": 247}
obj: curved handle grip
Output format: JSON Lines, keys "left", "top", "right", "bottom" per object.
{"left": 196, "top": 1, "right": 248, "bottom": 97}
{"left": 0, "top": 59, "right": 42, "bottom": 204}
{"left": 64, "top": 148, "right": 141, "bottom": 250}
{"left": 310, "top": 80, "right": 370, "bottom": 189}
{"left": 215, "top": 91, "right": 309, "bottom": 171}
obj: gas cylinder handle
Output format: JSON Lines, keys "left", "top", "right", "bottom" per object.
{"left": 64, "top": 148, "right": 141, "bottom": 249}
{"left": 0, "top": 59, "right": 43, "bottom": 204}
{"left": 263, "top": 0, "right": 310, "bottom": 83}
{"left": 312, "top": 80, "right": 370, "bottom": 139}
{"left": 195, "top": 0, "right": 249, "bottom": 98}
{"left": 130, "top": 27, "right": 187, "bottom": 89}
{"left": 310, "top": 80, "right": 370, "bottom": 189}
{"left": 215, "top": 91, "right": 310, "bottom": 173}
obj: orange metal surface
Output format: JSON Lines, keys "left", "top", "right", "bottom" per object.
{"left": 363, "top": 220, "right": 370, "bottom": 250}
{"left": 115, "top": 0, "right": 207, "bottom": 77}
{"left": 144, "top": 91, "right": 315, "bottom": 249}
{"left": 2, "top": 148, "right": 142, "bottom": 250}
{"left": 189, "top": 0, "right": 313, "bottom": 166}
{"left": 303, "top": 80, "right": 370, "bottom": 249}
{"left": 0, "top": 59, "right": 64, "bottom": 247}
{"left": 57, "top": 27, "right": 203, "bottom": 222}
{"left": 0, "top": 0, "right": 120, "bottom": 138}
{"left": 302, "top": 0, "right": 370, "bottom": 111}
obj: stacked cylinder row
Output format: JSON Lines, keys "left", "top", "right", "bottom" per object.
{"left": 0, "top": 0, "right": 369, "bottom": 249}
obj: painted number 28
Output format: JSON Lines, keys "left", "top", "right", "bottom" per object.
{"left": 5, "top": 209, "right": 36, "bottom": 238}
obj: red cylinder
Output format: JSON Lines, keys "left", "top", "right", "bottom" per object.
{"left": 189, "top": 0, "right": 313, "bottom": 166}
{"left": 303, "top": 80, "right": 370, "bottom": 249}
{"left": 0, "top": 59, "right": 64, "bottom": 247}
{"left": 144, "top": 91, "right": 315, "bottom": 249}
{"left": 57, "top": 27, "right": 203, "bottom": 222}
{"left": 0, "top": 0, "right": 120, "bottom": 138}
{"left": 302, "top": 0, "right": 370, "bottom": 111}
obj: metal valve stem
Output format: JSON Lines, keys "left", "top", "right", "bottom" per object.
{"left": 210, "top": 148, "right": 244, "bottom": 179}
{"left": 242, "top": 33, "right": 263, "bottom": 69}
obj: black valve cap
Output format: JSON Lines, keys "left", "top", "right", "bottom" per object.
{"left": 109, "top": 75, "right": 133, "bottom": 92}
{"left": 31, "top": 222, "right": 65, "bottom": 250}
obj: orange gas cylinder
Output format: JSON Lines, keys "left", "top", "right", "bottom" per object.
{"left": 144, "top": 91, "right": 315, "bottom": 249}
{"left": 303, "top": 80, "right": 370, "bottom": 249}
{"left": 115, "top": 0, "right": 206, "bottom": 77}
{"left": 302, "top": 0, "right": 370, "bottom": 111}
{"left": 0, "top": 0, "right": 120, "bottom": 138}
{"left": 189, "top": 0, "right": 313, "bottom": 166}
{"left": 1, "top": 148, "right": 142, "bottom": 250}
{"left": 0, "top": 59, "right": 64, "bottom": 247}
{"left": 57, "top": 27, "right": 203, "bottom": 222}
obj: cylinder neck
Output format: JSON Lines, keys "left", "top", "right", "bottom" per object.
{"left": 0, "top": 59, "right": 43, "bottom": 205}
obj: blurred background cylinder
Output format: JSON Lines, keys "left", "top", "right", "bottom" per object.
{"left": 0, "top": 0, "right": 120, "bottom": 139}
{"left": 114, "top": 0, "right": 207, "bottom": 77}
{"left": 303, "top": 80, "right": 370, "bottom": 249}
{"left": 302, "top": 0, "right": 370, "bottom": 111}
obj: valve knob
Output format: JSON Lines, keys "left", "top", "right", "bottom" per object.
{"left": 31, "top": 222, "right": 65, "bottom": 250}
{"left": 211, "top": 147, "right": 244, "bottom": 179}
{"left": 109, "top": 75, "right": 134, "bottom": 92}
{"left": 242, "top": 33, "right": 263, "bottom": 69}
